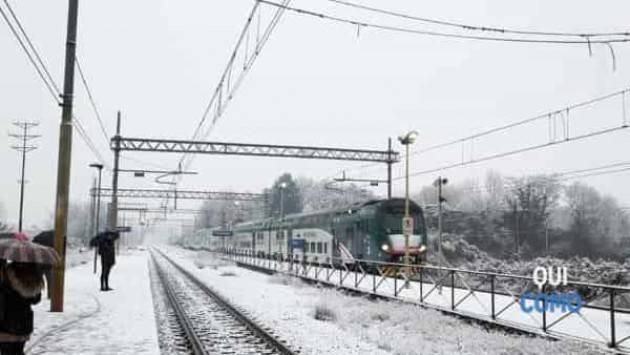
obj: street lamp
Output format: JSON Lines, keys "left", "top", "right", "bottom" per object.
{"left": 398, "top": 130, "right": 418, "bottom": 269}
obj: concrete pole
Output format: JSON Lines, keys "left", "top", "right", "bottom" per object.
{"left": 51, "top": 0, "right": 79, "bottom": 312}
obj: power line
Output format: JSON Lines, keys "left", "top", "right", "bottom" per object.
{"left": 327, "top": 0, "right": 630, "bottom": 39}
{"left": 3, "top": 0, "right": 60, "bottom": 93}
{"left": 75, "top": 55, "right": 109, "bottom": 145}
{"left": 0, "top": 1, "right": 112, "bottom": 167}
{"left": 258, "top": 0, "right": 630, "bottom": 44}
{"left": 0, "top": 1, "right": 60, "bottom": 103}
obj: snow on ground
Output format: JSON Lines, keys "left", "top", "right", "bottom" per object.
{"left": 27, "top": 250, "right": 160, "bottom": 355}
{"left": 164, "top": 247, "right": 605, "bottom": 355}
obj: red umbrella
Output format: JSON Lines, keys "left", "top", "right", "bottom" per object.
{"left": 12, "top": 232, "right": 28, "bottom": 242}
{"left": 0, "top": 239, "right": 61, "bottom": 265}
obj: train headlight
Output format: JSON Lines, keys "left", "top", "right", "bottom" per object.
{"left": 418, "top": 244, "right": 427, "bottom": 253}
{"left": 381, "top": 244, "right": 390, "bottom": 252}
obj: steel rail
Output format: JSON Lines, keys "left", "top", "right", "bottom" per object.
{"left": 153, "top": 249, "right": 297, "bottom": 355}
{"left": 152, "top": 253, "right": 209, "bottom": 355}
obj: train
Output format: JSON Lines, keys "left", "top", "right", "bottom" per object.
{"left": 182, "top": 198, "right": 428, "bottom": 263}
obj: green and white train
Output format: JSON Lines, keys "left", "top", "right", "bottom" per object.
{"left": 199, "top": 198, "right": 427, "bottom": 263}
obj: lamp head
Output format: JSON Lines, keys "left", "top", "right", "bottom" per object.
{"left": 398, "top": 130, "right": 419, "bottom": 145}
{"left": 89, "top": 163, "right": 104, "bottom": 170}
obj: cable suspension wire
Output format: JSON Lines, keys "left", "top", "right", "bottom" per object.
{"left": 393, "top": 124, "right": 629, "bottom": 180}
{"left": 332, "top": 87, "right": 630, "bottom": 183}
{"left": 179, "top": 1, "right": 292, "bottom": 172}
{"left": 75, "top": 55, "right": 109, "bottom": 145}
{"left": 416, "top": 88, "right": 630, "bottom": 157}
{"left": 258, "top": 0, "right": 630, "bottom": 44}
{"left": 326, "top": 0, "right": 630, "bottom": 39}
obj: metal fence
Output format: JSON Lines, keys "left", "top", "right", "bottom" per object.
{"left": 219, "top": 249, "right": 630, "bottom": 352}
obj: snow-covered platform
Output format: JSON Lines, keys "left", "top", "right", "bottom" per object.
{"left": 26, "top": 250, "right": 160, "bottom": 355}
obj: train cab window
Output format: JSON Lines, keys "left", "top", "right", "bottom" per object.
{"left": 317, "top": 242, "right": 322, "bottom": 253}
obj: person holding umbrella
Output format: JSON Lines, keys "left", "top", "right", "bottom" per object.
{"left": 90, "top": 230, "right": 119, "bottom": 291}
{"left": 0, "top": 235, "right": 60, "bottom": 355}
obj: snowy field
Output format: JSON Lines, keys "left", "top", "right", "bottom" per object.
{"left": 162, "top": 247, "right": 606, "bottom": 355}
{"left": 230, "top": 252, "right": 630, "bottom": 351}
{"left": 26, "top": 250, "right": 160, "bottom": 355}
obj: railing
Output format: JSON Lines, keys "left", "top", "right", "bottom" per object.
{"left": 217, "top": 249, "right": 630, "bottom": 352}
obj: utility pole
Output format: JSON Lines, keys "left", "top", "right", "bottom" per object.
{"left": 9, "top": 121, "right": 40, "bottom": 232}
{"left": 51, "top": 0, "right": 79, "bottom": 313}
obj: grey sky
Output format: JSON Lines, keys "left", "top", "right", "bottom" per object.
{"left": 1, "top": 0, "right": 629, "bottom": 228}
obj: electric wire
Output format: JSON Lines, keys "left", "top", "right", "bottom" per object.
{"left": 0, "top": 2, "right": 60, "bottom": 103}
{"left": 0, "top": 1, "right": 111, "bottom": 167}
{"left": 326, "top": 0, "right": 630, "bottom": 39}
{"left": 258, "top": 0, "right": 630, "bottom": 44}
{"left": 75, "top": 55, "right": 110, "bottom": 145}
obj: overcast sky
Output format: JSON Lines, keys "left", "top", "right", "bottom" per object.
{"left": 1, "top": 0, "right": 629, "bottom": 229}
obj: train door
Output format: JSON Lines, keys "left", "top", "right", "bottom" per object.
{"left": 350, "top": 224, "right": 365, "bottom": 259}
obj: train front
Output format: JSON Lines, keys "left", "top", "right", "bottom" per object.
{"left": 374, "top": 198, "right": 427, "bottom": 263}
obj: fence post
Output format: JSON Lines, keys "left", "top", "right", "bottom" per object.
{"left": 542, "top": 283, "right": 547, "bottom": 332}
{"left": 490, "top": 274, "right": 496, "bottom": 320}
{"left": 610, "top": 289, "right": 616, "bottom": 348}
{"left": 394, "top": 273, "right": 398, "bottom": 297}
{"left": 451, "top": 270, "right": 455, "bottom": 310}
{"left": 419, "top": 267, "right": 424, "bottom": 303}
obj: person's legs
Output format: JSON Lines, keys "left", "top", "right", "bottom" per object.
{"left": 44, "top": 268, "right": 53, "bottom": 299}
{"left": 100, "top": 258, "right": 106, "bottom": 291}
{"left": 103, "top": 263, "right": 112, "bottom": 290}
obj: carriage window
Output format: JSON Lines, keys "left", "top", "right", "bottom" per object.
{"left": 317, "top": 242, "right": 323, "bottom": 253}
{"left": 324, "top": 243, "right": 328, "bottom": 254}
{"left": 310, "top": 242, "right": 316, "bottom": 253}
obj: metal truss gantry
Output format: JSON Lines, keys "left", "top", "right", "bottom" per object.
{"left": 93, "top": 187, "right": 263, "bottom": 202}
{"left": 112, "top": 137, "right": 399, "bottom": 163}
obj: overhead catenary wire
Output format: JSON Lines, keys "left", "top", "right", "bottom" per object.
{"left": 326, "top": 0, "right": 630, "bottom": 39}
{"left": 258, "top": 0, "right": 630, "bottom": 44}
{"left": 179, "top": 0, "right": 291, "bottom": 172}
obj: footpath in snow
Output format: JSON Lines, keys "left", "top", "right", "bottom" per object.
{"left": 26, "top": 250, "right": 160, "bottom": 355}
{"left": 164, "top": 247, "right": 605, "bottom": 355}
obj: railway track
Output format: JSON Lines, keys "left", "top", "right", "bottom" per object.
{"left": 150, "top": 249, "right": 296, "bottom": 355}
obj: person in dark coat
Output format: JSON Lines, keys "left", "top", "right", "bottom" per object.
{"left": 31, "top": 231, "right": 55, "bottom": 299}
{"left": 90, "top": 231, "right": 119, "bottom": 291}
{"left": 0, "top": 262, "right": 44, "bottom": 355}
